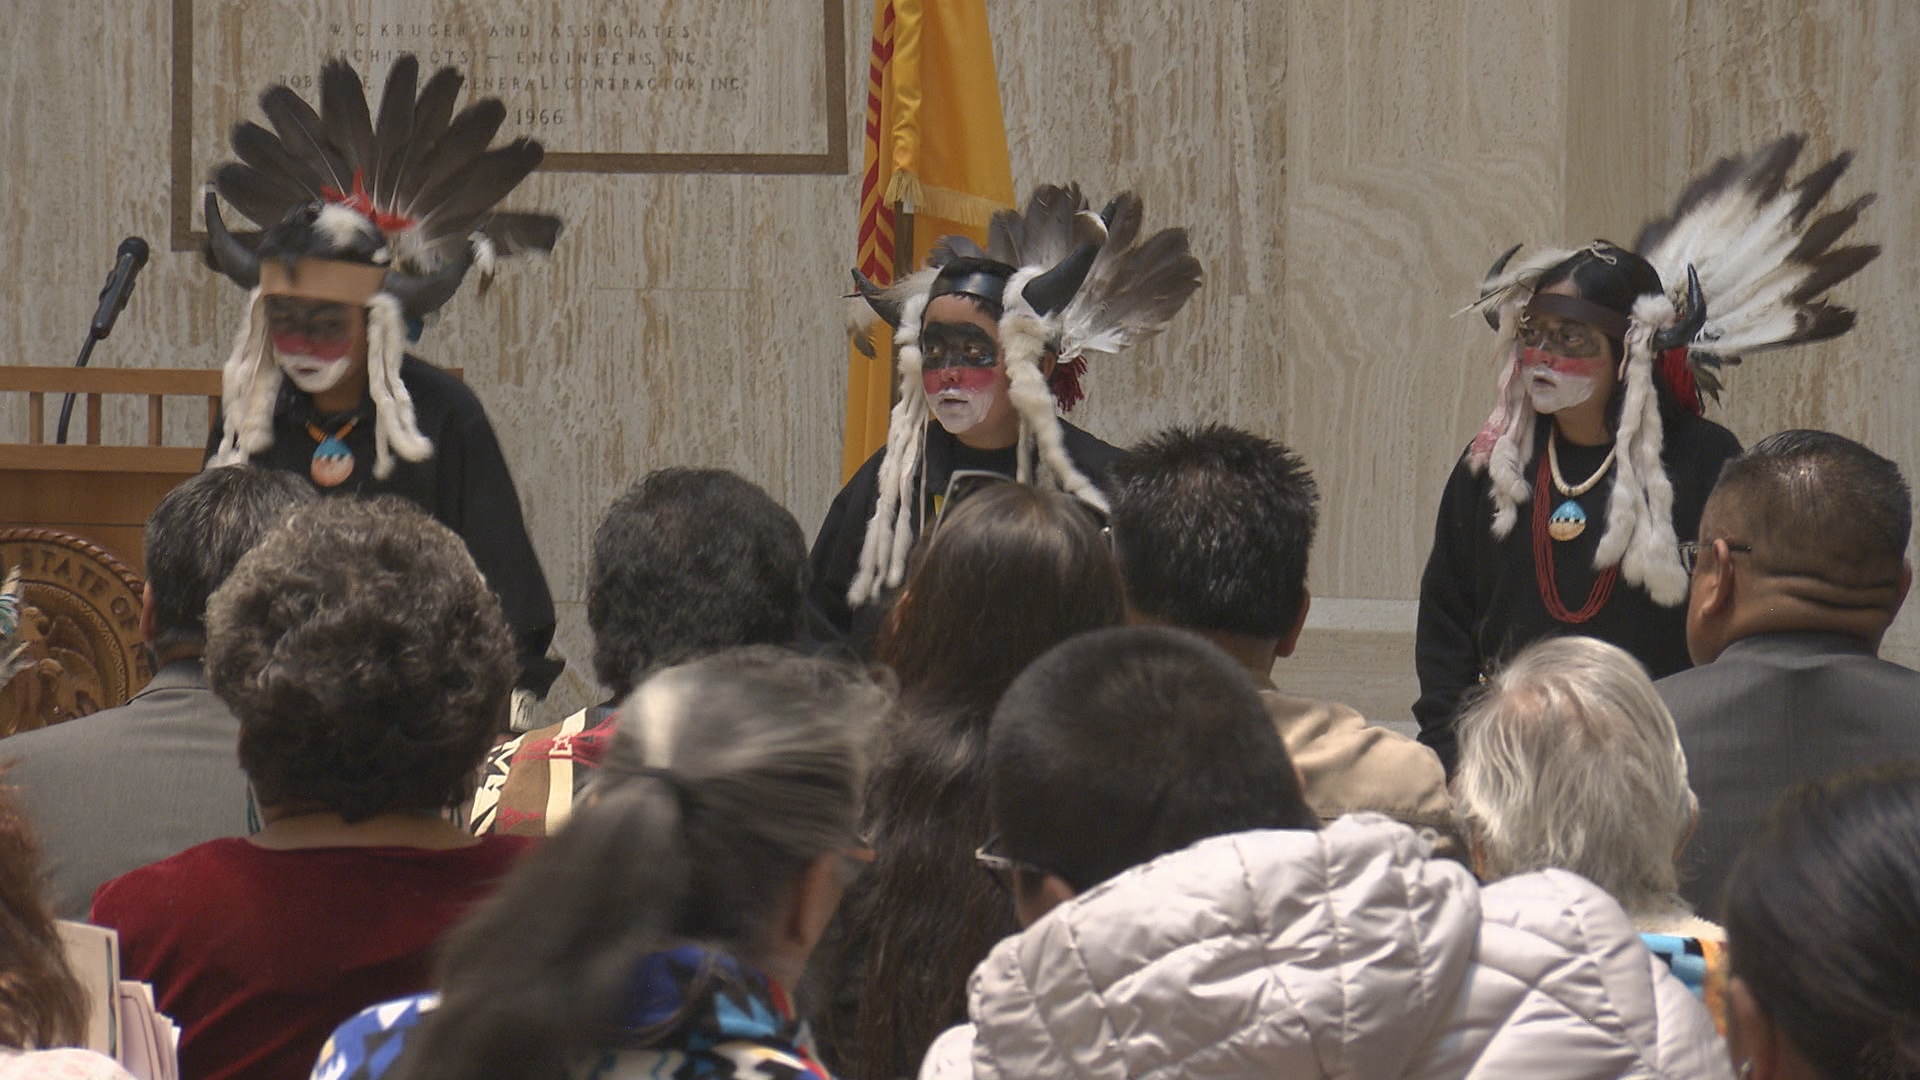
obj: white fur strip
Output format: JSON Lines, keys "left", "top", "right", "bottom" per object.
{"left": 364, "top": 295, "right": 433, "bottom": 480}
{"left": 213, "top": 290, "right": 280, "bottom": 467}
{"left": 850, "top": 292, "right": 931, "bottom": 606}
{"left": 1000, "top": 271, "right": 1110, "bottom": 512}
{"left": 1595, "top": 297, "right": 1687, "bottom": 605}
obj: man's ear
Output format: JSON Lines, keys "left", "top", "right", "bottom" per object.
{"left": 1894, "top": 559, "right": 1913, "bottom": 621}
{"left": 1275, "top": 589, "right": 1312, "bottom": 659}
{"left": 1698, "top": 538, "right": 1738, "bottom": 617}
{"left": 139, "top": 582, "right": 158, "bottom": 647}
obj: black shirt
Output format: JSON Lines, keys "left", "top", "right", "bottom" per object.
{"left": 207, "top": 356, "right": 561, "bottom": 695}
{"left": 1414, "top": 411, "right": 1741, "bottom": 771}
{"left": 807, "top": 420, "right": 1123, "bottom": 651}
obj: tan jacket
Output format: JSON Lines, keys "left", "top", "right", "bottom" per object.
{"left": 1260, "top": 684, "right": 1465, "bottom": 858}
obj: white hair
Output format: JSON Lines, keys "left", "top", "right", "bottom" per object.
{"left": 1454, "top": 635, "right": 1699, "bottom": 918}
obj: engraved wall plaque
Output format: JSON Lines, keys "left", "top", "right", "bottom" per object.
{"left": 170, "top": 0, "right": 847, "bottom": 249}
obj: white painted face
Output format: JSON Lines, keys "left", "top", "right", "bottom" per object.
{"left": 265, "top": 296, "right": 365, "bottom": 395}
{"left": 1520, "top": 347, "right": 1607, "bottom": 415}
{"left": 919, "top": 306, "right": 1007, "bottom": 437}
{"left": 276, "top": 354, "right": 356, "bottom": 394}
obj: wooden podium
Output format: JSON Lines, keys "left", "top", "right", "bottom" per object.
{"left": 0, "top": 367, "right": 222, "bottom": 734}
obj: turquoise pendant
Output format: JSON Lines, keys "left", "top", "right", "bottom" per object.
{"left": 310, "top": 434, "right": 355, "bottom": 488}
{"left": 1548, "top": 499, "right": 1587, "bottom": 542}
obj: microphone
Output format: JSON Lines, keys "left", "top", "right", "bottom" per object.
{"left": 90, "top": 237, "right": 150, "bottom": 340}
{"left": 56, "top": 237, "right": 150, "bottom": 444}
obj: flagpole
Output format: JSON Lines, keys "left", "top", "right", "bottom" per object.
{"left": 890, "top": 199, "right": 914, "bottom": 409}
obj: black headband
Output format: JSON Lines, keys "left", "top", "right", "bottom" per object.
{"left": 1525, "top": 292, "right": 1630, "bottom": 340}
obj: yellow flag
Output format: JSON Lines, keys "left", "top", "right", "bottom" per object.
{"left": 842, "top": 0, "right": 1015, "bottom": 482}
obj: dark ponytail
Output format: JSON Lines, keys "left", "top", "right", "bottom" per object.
{"left": 390, "top": 648, "right": 889, "bottom": 1080}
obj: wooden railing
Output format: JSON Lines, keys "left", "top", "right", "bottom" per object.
{"left": 0, "top": 367, "right": 225, "bottom": 572}
{"left": 0, "top": 367, "right": 223, "bottom": 474}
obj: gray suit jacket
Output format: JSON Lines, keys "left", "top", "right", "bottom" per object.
{"left": 1658, "top": 631, "right": 1920, "bottom": 916}
{"left": 1, "top": 659, "right": 251, "bottom": 917}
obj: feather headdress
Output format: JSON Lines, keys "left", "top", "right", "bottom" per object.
{"left": 845, "top": 184, "right": 1202, "bottom": 607}
{"left": 204, "top": 55, "right": 562, "bottom": 479}
{"left": 1462, "top": 135, "right": 1877, "bottom": 605}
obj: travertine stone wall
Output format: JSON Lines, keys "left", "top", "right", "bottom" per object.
{"left": 4, "top": 1, "right": 1915, "bottom": 723}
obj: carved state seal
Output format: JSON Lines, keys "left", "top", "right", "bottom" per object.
{"left": 0, "top": 528, "right": 148, "bottom": 737}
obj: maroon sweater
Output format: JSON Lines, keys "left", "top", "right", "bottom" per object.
{"left": 90, "top": 835, "right": 533, "bottom": 1080}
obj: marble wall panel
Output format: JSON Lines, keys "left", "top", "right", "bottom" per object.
{"left": 4, "top": 1, "right": 1918, "bottom": 725}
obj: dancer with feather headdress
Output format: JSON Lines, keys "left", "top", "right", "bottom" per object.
{"left": 812, "top": 184, "right": 1203, "bottom": 645}
{"left": 199, "top": 55, "right": 564, "bottom": 697}
{"left": 1415, "top": 135, "right": 1879, "bottom": 772}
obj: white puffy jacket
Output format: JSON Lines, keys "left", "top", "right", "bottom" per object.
{"left": 920, "top": 816, "right": 1731, "bottom": 1080}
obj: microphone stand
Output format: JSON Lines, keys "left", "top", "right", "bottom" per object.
{"left": 53, "top": 332, "right": 103, "bottom": 445}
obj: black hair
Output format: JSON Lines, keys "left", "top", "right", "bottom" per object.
{"left": 1723, "top": 762, "right": 1920, "bottom": 1080}
{"left": 207, "top": 496, "right": 514, "bottom": 820}
{"left": 837, "top": 483, "right": 1123, "bottom": 1080}
{"left": 990, "top": 626, "right": 1319, "bottom": 894}
{"left": 143, "top": 465, "right": 318, "bottom": 655}
{"left": 587, "top": 469, "right": 809, "bottom": 697}
{"left": 1107, "top": 424, "right": 1320, "bottom": 638}
{"left": 1707, "top": 429, "right": 1912, "bottom": 586}
{"left": 391, "top": 648, "right": 889, "bottom": 1080}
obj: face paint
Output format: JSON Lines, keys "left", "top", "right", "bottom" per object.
{"left": 264, "top": 296, "right": 361, "bottom": 395}
{"left": 920, "top": 320, "right": 1004, "bottom": 435}
{"left": 1521, "top": 347, "right": 1607, "bottom": 414}
{"left": 923, "top": 366, "right": 999, "bottom": 434}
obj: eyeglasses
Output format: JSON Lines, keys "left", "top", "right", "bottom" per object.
{"left": 973, "top": 834, "right": 1051, "bottom": 894}
{"left": 1516, "top": 316, "right": 1606, "bottom": 359}
{"left": 1677, "top": 539, "right": 1755, "bottom": 576}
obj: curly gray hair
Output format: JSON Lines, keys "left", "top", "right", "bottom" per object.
{"left": 1454, "top": 635, "right": 1698, "bottom": 918}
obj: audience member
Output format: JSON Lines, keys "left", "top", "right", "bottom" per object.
{"left": 813, "top": 482, "right": 1123, "bottom": 1080}
{"left": 0, "top": 785, "right": 136, "bottom": 1079}
{"left": 90, "top": 498, "right": 533, "bottom": 1080}
{"left": 470, "top": 468, "right": 811, "bottom": 835}
{"left": 312, "top": 649, "right": 888, "bottom": 1080}
{"left": 1658, "top": 430, "right": 1919, "bottom": 912}
{"left": 1106, "top": 424, "right": 1460, "bottom": 851}
{"left": 2, "top": 465, "right": 314, "bottom": 916}
{"left": 920, "top": 626, "right": 1730, "bottom": 1080}
{"left": 1721, "top": 762, "right": 1920, "bottom": 1080}
{"left": 1456, "top": 636, "right": 1722, "bottom": 1006}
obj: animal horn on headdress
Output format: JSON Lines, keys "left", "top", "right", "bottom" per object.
{"left": 382, "top": 249, "right": 472, "bottom": 318}
{"left": 205, "top": 192, "right": 262, "bottom": 290}
{"left": 1652, "top": 265, "right": 1707, "bottom": 351}
{"left": 1482, "top": 243, "right": 1522, "bottom": 329}
{"left": 851, "top": 268, "right": 904, "bottom": 328}
{"left": 1021, "top": 239, "right": 1101, "bottom": 317}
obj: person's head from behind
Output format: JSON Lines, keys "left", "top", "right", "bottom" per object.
{"left": 206, "top": 496, "right": 513, "bottom": 822}
{"left": 1453, "top": 636, "right": 1696, "bottom": 918}
{"left": 0, "top": 784, "right": 85, "bottom": 1051}
{"left": 1688, "top": 429, "right": 1912, "bottom": 664}
{"left": 987, "top": 626, "right": 1318, "bottom": 926}
{"left": 395, "top": 648, "right": 889, "bottom": 1080}
{"left": 142, "top": 465, "right": 316, "bottom": 662}
{"left": 878, "top": 481, "right": 1123, "bottom": 708}
{"left": 1721, "top": 762, "right": 1920, "bottom": 1080}
{"left": 588, "top": 468, "right": 809, "bottom": 698}
{"left": 1106, "top": 424, "right": 1320, "bottom": 663}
